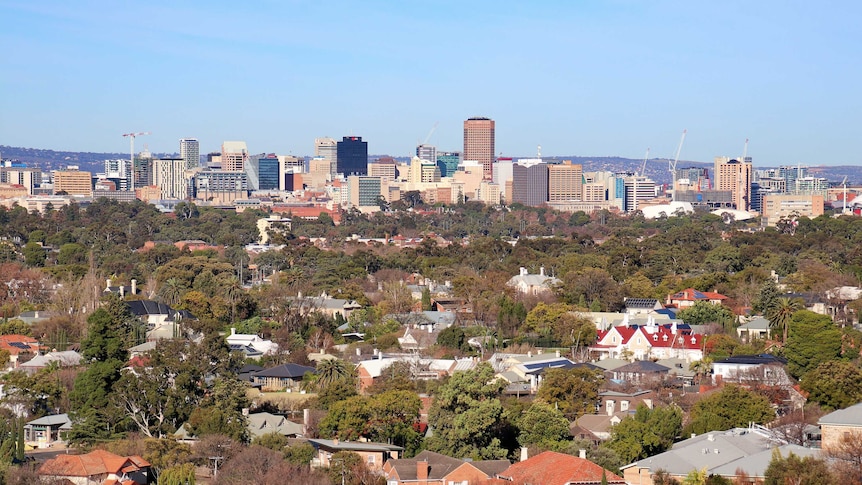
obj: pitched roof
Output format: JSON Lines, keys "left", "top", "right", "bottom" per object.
{"left": 624, "top": 298, "right": 660, "bottom": 309}
{"left": 253, "top": 363, "right": 316, "bottom": 379}
{"left": 818, "top": 402, "right": 862, "bottom": 426}
{"left": 498, "top": 451, "right": 625, "bottom": 484}
{"left": 246, "top": 412, "right": 304, "bottom": 437}
{"left": 27, "top": 413, "right": 72, "bottom": 428}
{"left": 669, "top": 288, "right": 728, "bottom": 302}
{"left": 613, "top": 360, "right": 671, "bottom": 374}
{"left": 38, "top": 450, "right": 150, "bottom": 478}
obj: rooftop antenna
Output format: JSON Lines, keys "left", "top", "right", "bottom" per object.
{"left": 537, "top": 145, "right": 542, "bottom": 159}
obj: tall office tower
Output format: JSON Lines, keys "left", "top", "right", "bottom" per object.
{"left": 714, "top": 156, "right": 753, "bottom": 211}
{"left": 416, "top": 144, "right": 437, "bottom": 164}
{"left": 153, "top": 158, "right": 189, "bottom": 199}
{"left": 221, "top": 141, "right": 248, "bottom": 172}
{"left": 336, "top": 136, "right": 368, "bottom": 176}
{"left": 548, "top": 160, "right": 584, "bottom": 201}
{"left": 246, "top": 154, "right": 280, "bottom": 191}
{"left": 407, "top": 157, "right": 441, "bottom": 183}
{"left": 347, "top": 175, "right": 382, "bottom": 208}
{"left": 436, "top": 152, "right": 461, "bottom": 178}
{"left": 368, "top": 158, "right": 397, "bottom": 182}
{"left": 53, "top": 169, "right": 94, "bottom": 197}
{"left": 463, "top": 117, "right": 495, "bottom": 180}
{"left": 623, "top": 174, "right": 657, "bottom": 212}
{"left": 134, "top": 149, "right": 154, "bottom": 188}
{"left": 511, "top": 159, "right": 548, "bottom": 207}
{"left": 315, "top": 137, "right": 338, "bottom": 176}
{"left": 180, "top": 138, "right": 200, "bottom": 170}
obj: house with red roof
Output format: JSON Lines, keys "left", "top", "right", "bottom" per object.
{"left": 589, "top": 320, "right": 703, "bottom": 362}
{"left": 0, "top": 334, "right": 40, "bottom": 369}
{"left": 491, "top": 451, "right": 625, "bottom": 485}
{"left": 383, "top": 450, "right": 510, "bottom": 485}
{"left": 666, "top": 288, "right": 728, "bottom": 309}
{"left": 37, "top": 449, "right": 150, "bottom": 485}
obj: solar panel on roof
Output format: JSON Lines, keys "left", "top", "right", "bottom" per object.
{"left": 9, "top": 342, "right": 31, "bottom": 350}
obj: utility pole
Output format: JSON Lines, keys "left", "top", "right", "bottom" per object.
{"left": 122, "top": 131, "right": 150, "bottom": 192}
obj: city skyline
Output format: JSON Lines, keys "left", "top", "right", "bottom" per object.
{"left": 1, "top": 1, "right": 860, "bottom": 166}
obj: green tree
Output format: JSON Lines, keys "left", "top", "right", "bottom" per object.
{"left": 186, "top": 377, "right": 249, "bottom": 442}
{"left": 764, "top": 449, "right": 836, "bottom": 485}
{"left": 753, "top": 279, "right": 780, "bottom": 315}
{"left": 0, "top": 319, "right": 30, "bottom": 336}
{"left": 421, "top": 287, "right": 432, "bottom": 311}
{"left": 605, "top": 404, "right": 682, "bottom": 463}
{"left": 800, "top": 360, "right": 862, "bottom": 410}
{"left": 784, "top": 310, "right": 842, "bottom": 379}
{"left": 517, "top": 401, "right": 571, "bottom": 448}
{"left": 425, "top": 363, "right": 507, "bottom": 459}
{"left": 676, "top": 301, "right": 735, "bottom": 328}
{"left": 158, "top": 463, "right": 196, "bottom": 485}
{"left": 536, "top": 367, "right": 603, "bottom": 420}
{"left": 22, "top": 242, "right": 45, "bottom": 267}
{"left": 766, "top": 297, "right": 803, "bottom": 343}
{"left": 312, "top": 358, "right": 357, "bottom": 392}
{"left": 436, "top": 325, "right": 466, "bottom": 351}
{"left": 685, "top": 385, "right": 774, "bottom": 435}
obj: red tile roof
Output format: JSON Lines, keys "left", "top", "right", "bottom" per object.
{"left": 38, "top": 449, "right": 150, "bottom": 478}
{"left": 0, "top": 334, "right": 40, "bottom": 355}
{"left": 497, "top": 451, "right": 625, "bottom": 485}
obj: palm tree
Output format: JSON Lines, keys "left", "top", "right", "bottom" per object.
{"left": 689, "top": 357, "right": 713, "bottom": 385}
{"left": 158, "top": 277, "right": 183, "bottom": 307}
{"left": 767, "top": 297, "right": 803, "bottom": 343}
{"left": 314, "top": 358, "right": 355, "bottom": 391}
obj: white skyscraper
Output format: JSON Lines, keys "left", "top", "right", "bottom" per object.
{"left": 315, "top": 137, "right": 337, "bottom": 176}
{"left": 180, "top": 138, "right": 200, "bottom": 170}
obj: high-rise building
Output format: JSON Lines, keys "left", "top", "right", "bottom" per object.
{"left": 222, "top": 141, "right": 248, "bottom": 172}
{"left": 153, "top": 158, "right": 189, "bottom": 199}
{"left": 714, "top": 156, "right": 753, "bottom": 211}
{"left": 548, "top": 160, "right": 583, "bottom": 201}
{"left": 436, "top": 152, "right": 461, "bottom": 178}
{"left": 463, "top": 117, "right": 495, "bottom": 180}
{"left": 407, "top": 157, "right": 441, "bottom": 184}
{"left": 511, "top": 159, "right": 548, "bottom": 207}
{"left": 53, "top": 169, "right": 93, "bottom": 197}
{"left": 674, "top": 167, "right": 710, "bottom": 192}
{"left": 622, "top": 174, "right": 657, "bottom": 212}
{"left": 368, "top": 159, "right": 397, "bottom": 182}
{"left": 347, "top": 175, "right": 382, "bottom": 208}
{"left": 134, "top": 149, "right": 154, "bottom": 189}
{"left": 337, "top": 136, "right": 368, "bottom": 176}
{"left": 180, "top": 138, "right": 200, "bottom": 170}
{"left": 315, "top": 137, "right": 338, "bottom": 176}
{"left": 0, "top": 168, "right": 40, "bottom": 194}
{"left": 246, "top": 154, "right": 280, "bottom": 191}
{"left": 416, "top": 144, "right": 437, "bottom": 164}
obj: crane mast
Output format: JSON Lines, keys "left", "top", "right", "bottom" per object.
{"left": 669, "top": 129, "right": 687, "bottom": 201}
{"left": 122, "top": 131, "right": 150, "bottom": 192}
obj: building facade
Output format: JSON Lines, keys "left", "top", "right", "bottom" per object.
{"left": 714, "top": 156, "right": 753, "bottom": 211}
{"left": 53, "top": 170, "right": 93, "bottom": 197}
{"left": 463, "top": 117, "right": 495, "bottom": 180}
{"left": 153, "top": 158, "right": 189, "bottom": 200}
{"left": 511, "top": 159, "right": 548, "bottom": 207}
{"left": 337, "top": 136, "right": 368, "bottom": 176}
{"left": 221, "top": 141, "right": 249, "bottom": 172}
{"left": 179, "top": 138, "right": 200, "bottom": 170}
{"left": 548, "top": 160, "right": 583, "bottom": 201}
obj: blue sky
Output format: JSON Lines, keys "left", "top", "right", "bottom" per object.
{"left": 1, "top": 0, "right": 860, "bottom": 166}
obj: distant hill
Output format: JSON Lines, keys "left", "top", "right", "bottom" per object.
{"left": 3, "top": 145, "right": 860, "bottom": 185}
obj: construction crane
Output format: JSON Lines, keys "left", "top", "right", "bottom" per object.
{"left": 122, "top": 132, "right": 150, "bottom": 191}
{"left": 842, "top": 176, "right": 849, "bottom": 214}
{"left": 422, "top": 122, "right": 439, "bottom": 145}
{"left": 639, "top": 147, "right": 650, "bottom": 176}
{"left": 669, "top": 129, "right": 687, "bottom": 201}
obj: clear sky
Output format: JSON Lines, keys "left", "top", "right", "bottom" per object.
{"left": 1, "top": 0, "right": 860, "bottom": 166}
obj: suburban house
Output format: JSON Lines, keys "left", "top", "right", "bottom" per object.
{"left": 506, "top": 266, "right": 560, "bottom": 296}
{"left": 493, "top": 353, "right": 579, "bottom": 394}
{"left": 570, "top": 413, "right": 626, "bottom": 443}
{"left": 246, "top": 411, "right": 304, "bottom": 439}
{"left": 226, "top": 328, "right": 278, "bottom": 359}
{"left": 623, "top": 298, "right": 664, "bottom": 315}
{"left": 492, "top": 450, "right": 625, "bottom": 485}
{"left": 599, "top": 390, "right": 655, "bottom": 415}
{"left": 356, "top": 356, "right": 472, "bottom": 392}
{"left": 620, "top": 427, "right": 820, "bottom": 485}
{"left": 0, "top": 334, "right": 40, "bottom": 369}
{"left": 290, "top": 292, "right": 363, "bottom": 320}
{"left": 666, "top": 288, "right": 728, "bottom": 309}
{"left": 818, "top": 401, "right": 862, "bottom": 450}
{"left": 18, "top": 350, "right": 81, "bottom": 374}
{"left": 307, "top": 438, "right": 403, "bottom": 472}
{"left": 383, "top": 450, "right": 509, "bottom": 485}
{"left": 590, "top": 321, "right": 704, "bottom": 362}
{"left": 736, "top": 316, "right": 771, "bottom": 341}
{"left": 711, "top": 354, "right": 790, "bottom": 386}
{"left": 25, "top": 413, "right": 72, "bottom": 448}
{"left": 103, "top": 278, "right": 140, "bottom": 298}
{"left": 125, "top": 300, "right": 195, "bottom": 340}
{"left": 252, "top": 363, "right": 316, "bottom": 392}
{"left": 610, "top": 360, "right": 671, "bottom": 385}
{"left": 38, "top": 449, "right": 151, "bottom": 485}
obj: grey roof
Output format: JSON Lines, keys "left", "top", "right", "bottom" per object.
{"left": 710, "top": 444, "right": 820, "bottom": 478}
{"left": 20, "top": 351, "right": 82, "bottom": 369}
{"left": 128, "top": 341, "right": 157, "bottom": 353}
{"left": 591, "top": 358, "right": 630, "bottom": 371}
{"left": 614, "top": 360, "right": 671, "bottom": 373}
{"left": 624, "top": 298, "right": 660, "bottom": 309}
{"left": 738, "top": 317, "right": 771, "bottom": 331}
{"left": 390, "top": 450, "right": 464, "bottom": 480}
{"left": 27, "top": 413, "right": 71, "bottom": 428}
{"left": 818, "top": 402, "right": 862, "bottom": 426}
{"left": 254, "top": 363, "right": 316, "bottom": 379}
{"left": 246, "top": 412, "right": 303, "bottom": 438}
{"left": 622, "top": 428, "right": 786, "bottom": 476}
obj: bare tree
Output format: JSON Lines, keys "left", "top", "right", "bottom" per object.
{"left": 823, "top": 430, "right": 862, "bottom": 485}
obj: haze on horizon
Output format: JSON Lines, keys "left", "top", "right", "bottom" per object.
{"left": 1, "top": 1, "right": 860, "bottom": 167}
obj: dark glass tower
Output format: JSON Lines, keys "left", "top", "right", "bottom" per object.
{"left": 336, "top": 136, "right": 368, "bottom": 176}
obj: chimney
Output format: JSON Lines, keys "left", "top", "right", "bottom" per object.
{"left": 119, "top": 285, "right": 125, "bottom": 298}
{"left": 520, "top": 447, "right": 529, "bottom": 462}
{"left": 417, "top": 460, "right": 429, "bottom": 481}
{"left": 231, "top": 327, "right": 236, "bottom": 335}
{"left": 579, "top": 449, "right": 586, "bottom": 459}
{"left": 241, "top": 408, "right": 249, "bottom": 416}
{"left": 555, "top": 350, "right": 560, "bottom": 358}
{"left": 540, "top": 266, "right": 545, "bottom": 276}
{"left": 520, "top": 267, "right": 527, "bottom": 276}
{"left": 106, "top": 279, "right": 111, "bottom": 290}
{"left": 356, "top": 348, "right": 361, "bottom": 356}
{"left": 131, "top": 279, "right": 137, "bottom": 294}
{"left": 303, "top": 408, "right": 310, "bottom": 436}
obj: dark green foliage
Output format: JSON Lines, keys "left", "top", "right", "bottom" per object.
{"left": 536, "top": 367, "right": 604, "bottom": 420}
{"left": 784, "top": 310, "right": 842, "bottom": 379}
{"left": 685, "top": 385, "right": 774, "bottom": 435}
{"left": 764, "top": 449, "right": 836, "bottom": 485}
{"left": 436, "top": 325, "right": 466, "bottom": 351}
{"left": 800, "top": 360, "right": 862, "bottom": 410}
{"left": 676, "top": 301, "right": 735, "bottom": 327}
{"left": 517, "top": 401, "right": 571, "bottom": 448}
{"left": 605, "top": 404, "right": 682, "bottom": 463}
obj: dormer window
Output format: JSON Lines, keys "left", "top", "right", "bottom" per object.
{"left": 663, "top": 335, "right": 668, "bottom": 341}
{"left": 691, "top": 336, "right": 696, "bottom": 344}
{"left": 653, "top": 334, "right": 658, "bottom": 341}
